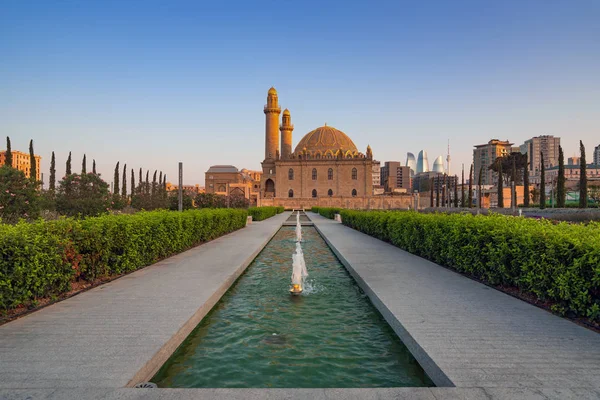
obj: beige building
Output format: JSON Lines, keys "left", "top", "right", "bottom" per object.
{"left": 205, "top": 165, "right": 262, "bottom": 204}
{"left": 473, "top": 139, "right": 516, "bottom": 186}
{"left": 166, "top": 182, "right": 204, "bottom": 197}
{"left": 519, "top": 135, "right": 560, "bottom": 176}
{"left": 0, "top": 150, "right": 42, "bottom": 181}
{"left": 594, "top": 144, "right": 600, "bottom": 166}
{"left": 380, "top": 161, "right": 411, "bottom": 193}
{"left": 258, "top": 87, "right": 411, "bottom": 209}
{"left": 568, "top": 156, "right": 580, "bottom": 166}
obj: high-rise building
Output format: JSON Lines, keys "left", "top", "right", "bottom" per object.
{"left": 432, "top": 155, "right": 445, "bottom": 174}
{"left": 416, "top": 150, "right": 429, "bottom": 174}
{"left": 594, "top": 144, "right": 600, "bottom": 166}
{"left": 568, "top": 156, "right": 580, "bottom": 166}
{"left": 0, "top": 150, "right": 42, "bottom": 181}
{"left": 380, "top": 161, "right": 411, "bottom": 193}
{"left": 372, "top": 160, "right": 381, "bottom": 188}
{"left": 473, "top": 139, "right": 514, "bottom": 186}
{"left": 405, "top": 152, "right": 416, "bottom": 176}
{"left": 519, "top": 135, "right": 561, "bottom": 176}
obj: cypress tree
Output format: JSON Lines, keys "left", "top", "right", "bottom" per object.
{"left": 4, "top": 136, "right": 12, "bottom": 166}
{"left": 454, "top": 175, "right": 459, "bottom": 207}
{"left": 511, "top": 157, "right": 517, "bottom": 207}
{"left": 461, "top": 165, "right": 465, "bottom": 207}
{"left": 580, "top": 140, "right": 587, "bottom": 208}
{"left": 66, "top": 152, "right": 72, "bottom": 175}
{"left": 131, "top": 169, "right": 135, "bottom": 197}
{"left": 430, "top": 178, "right": 434, "bottom": 207}
{"left": 540, "top": 152, "right": 546, "bottom": 209}
{"left": 159, "top": 171, "right": 163, "bottom": 191}
{"left": 524, "top": 161, "right": 530, "bottom": 207}
{"left": 113, "top": 162, "right": 120, "bottom": 195}
{"left": 92, "top": 159, "right": 96, "bottom": 174}
{"left": 435, "top": 177, "right": 440, "bottom": 207}
{"left": 29, "top": 140, "right": 37, "bottom": 181}
{"left": 122, "top": 163, "right": 127, "bottom": 198}
{"left": 152, "top": 170, "right": 157, "bottom": 196}
{"left": 497, "top": 162, "right": 504, "bottom": 208}
{"left": 557, "top": 145, "right": 566, "bottom": 207}
{"left": 468, "top": 164, "right": 473, "bottom": 208}
{"left": 82, "top": 154, "right": 87, "bottom": 174}
{"left": 477, "top": 166, "right": 483, "bottom": 208}
{"left": 145, "top": 170, "right": 149, "bottom": 195}
{"left": 138, "top": 168, "right": 143, "bottom": 194}
{"left": 49, "top": 151, "right": 56, "bottom": 192}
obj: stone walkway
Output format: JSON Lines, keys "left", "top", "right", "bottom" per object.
{"left": 0, "top": 212, "right": 289, "bottom": 390}
{"left": 311, "top": 213, "right": 600, "bottom": 399}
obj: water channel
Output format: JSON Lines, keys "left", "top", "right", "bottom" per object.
{"left": 153, "top": 224, "right": 433, "bottom": 388}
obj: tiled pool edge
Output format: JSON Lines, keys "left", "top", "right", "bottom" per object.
{"left": 313, "top": 222, "right": 454, "bottom": 388}
{"left": 126, "top": 216, "right": 287, "bottom": 387}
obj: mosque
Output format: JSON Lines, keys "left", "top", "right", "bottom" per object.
{"left": 258, "top": 87, "right": 411, "bottom": 210}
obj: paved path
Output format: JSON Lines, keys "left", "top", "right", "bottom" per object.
{"left": 0, "top": 212, "right": 289, "bottom": 390}
{"left": 311, "top": 213, "right": 600, "bottom": 398}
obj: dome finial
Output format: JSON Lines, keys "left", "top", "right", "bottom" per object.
{"left": 325, "top": 122, "right": 327, "bottom": 126}
{"left": 268, "top": 86, "right": 277, "bottom": 95}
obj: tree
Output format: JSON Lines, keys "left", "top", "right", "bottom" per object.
{"left": 29, "top": 140, "right": 37, "bottom": 182}
{"left": 477, "top": 166, "right": 483, "bottom": 208}
{"left": 92, "top": 159, "right": 96, "bottom": 174}
{"left": 540, "top": 152, "right": 546, "bottom": 209}
{"left": 169, "top": 192, "right": 193, "bottom": 211}
{"left": 152, "top": 170, "right": 157, "bottom": 197}
{"left": 511, "top": 157, "right": 517, "bottom": 207}
{"left": 138, "top": 168, "right": 143, "bottom": 195}
{"left": 497, "top": 162, "right": 504, "bottom": 208}
{"left": 49, "top": 151, "right": 56, "bottom": 192}
{"left": 461, "top": 165, "right": 465, "bottom": 207}
{"left": 580, "top": 140, "right": 587, "bottom": 208}
{"left": 557, "top": 145, "right": 566, "bottom": 207}
{"left": 82, "top": 154, "right": 87, "bottom": 174}
{"left": 454, "top": 175, "right": 459, "bottom": 207}
{"left": 489, "top": 152, "right": 527, "bottom": 186}
{"left": 430, "top": 178, "right": 434, "bottom": 207}
{"left": 435, "top": 177, "right": 440, "bottom": 207}
{"left": 66, "top": 151, "right": 72, "bottom": 175}
{"left": 121, "top": 163, "right": 127, "bottom": 198}
{"left": 524, "top": 161, "right": 530, "bottom": 207}
{"left": 468, "top": 164, "right": 473, "bottom": 208}
{"left": 56, "top": 173, "right": 111, "bottom": 217}
{"left": 145, "top": 170, "right": 149, "bottom": 195}
{"left": 4, "top": 136, "right": 12, "bottom": 166}
{"left": 131, "top": 169, "right": 135, "bottom": 197}
{"left": 0, "top": 166, "right": 40, "bottom": 223}
{"left": 113, "top": 162, "right": 120, "bottom": 195}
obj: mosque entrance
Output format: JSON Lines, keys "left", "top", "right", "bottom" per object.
{"left": 265, "top": 179, "right": 275, "bottom": 197}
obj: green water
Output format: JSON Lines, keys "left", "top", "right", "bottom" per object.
{"left": 153, "top": 227, "right": 433, "bottom": 388}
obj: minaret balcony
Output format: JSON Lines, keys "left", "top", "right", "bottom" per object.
{"left": 264, "top": 105, "right": 281, "bottom": 113}
{"left": 280, "top": 124, "right": 294, "bottom": 130}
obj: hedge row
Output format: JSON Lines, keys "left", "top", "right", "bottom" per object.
{"left": 0, "top": 208, "right": 248, "bottom": 311}
{"left": 248, "top": 206, "right": 284, "bottom": 221}
{"left": 340, "top": 210, "right": 600, "bottom": 321}
{"left": 311, "top": 207, "right": 341, "bottom": 219}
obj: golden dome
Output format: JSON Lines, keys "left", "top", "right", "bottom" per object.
{"left": 283, "top": 108, "right": 290, "bottom": 115}
{"left": 293, "top": 125, "right": 358, "bottom": 156}
{"left": 268, "top": 87, "right": 277, "bottom": 95}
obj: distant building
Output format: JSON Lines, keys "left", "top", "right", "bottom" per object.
{"left": 405, "top": 152, "right": 416, "bottom": 176}
{"left": 432, "top": 155, "right": 445, "bottom": 174}
{"left": 473, "top": 139, "right": 514, "bottom": 186}
{"left": 205, "top": 165, "right": 262, "bottom": 204}
{"left": 416, "top": 150, "right": 429, "bottom": 174}
{"left": 412, "top": 171, "right": 457, "bottom": 194}
{"left": 0, "top": 150, "right": 42, "bottom": 181}
{"left": 545, "top": 164, "right": 600, "bottom": 187}
{"left": 380, "top": 162, "right": 411, "bottom": 193}
{"left": 519, "top": 135, "right": 560, "bottom": 177}
{"left": 594, "top": 144, "right": 600, "bottom": 166}
{"left": 372, "top": 160, "right": 381, "bottom": 188}
{"left": 568, "top": 156, "right": 580, "bottom": 166}
{"left": 166, "top": 183, "right": 204, "bottom": 197}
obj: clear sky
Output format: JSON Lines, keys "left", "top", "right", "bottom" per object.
{"left": 1, "top": 0, "right": 599, "bottom": 186}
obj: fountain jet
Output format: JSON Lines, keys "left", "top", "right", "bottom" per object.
{"left": 290, "top": 211, "right": 307, "bottom": 295}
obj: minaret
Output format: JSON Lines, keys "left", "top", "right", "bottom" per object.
{"left": 264, "top": 87, "right": 281, "bottom": 161}
{"left": 280, "top": 108, "right": 294, "bottom": 159}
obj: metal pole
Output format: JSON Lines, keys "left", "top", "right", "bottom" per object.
{"left": 178, "top": 162, "right": 183, "bottom": 212}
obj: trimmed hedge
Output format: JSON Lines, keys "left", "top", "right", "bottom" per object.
{"left": 340, "top": 210, "right": 600, "bottom": 321}
{"left": 317, "top": 207, "right": 341, "bottom": 219}
{"left": 248, "top": 206, "right": 284, "bottom": 221}
{"left": 0, "top": 209, "right": 248, "bottom": 311}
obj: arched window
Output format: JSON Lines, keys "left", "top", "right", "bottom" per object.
{"left": 312, "top": 168, "right": 317, "bottom": 180}
{"left": 328, "top": 189, "right": 333, "bottom": 197}
{"left": 328, "top": 168, "right": 333, "bottom": 180}
{"left": 312, "top": 189, "right": 317, "bottom": 198}
{"left": 218, "top": 185, "right": 226, "bottom": 192}
{"left": 288, "top": 189, "right": 294, "bottom": 198}
{"left": 352, "top": 189, "right": 357, "bottom": 197}
{"left": 288, "top": 168, "right": 294, "bottom": 180}
{"left": 352, "top": 167, "right": 357, "bottom": 180}
{"left": 316, "top": 153, "right": 321, "bottom": 159}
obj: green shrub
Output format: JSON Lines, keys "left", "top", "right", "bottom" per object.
{"left": 340, "top": 210, "right": 600, "bottom": 322}
{"left": 276, "top": 206, "right": 285, "bottom": 214}
{"left": 318, "top": 207, "right": 341, "bottom": 219}
{"left": 248, "top": 206, "right": 280, "bottom": 221}
{"left": 311, "top": 207, "right": 320, "bottom": 213}
{"left": 0, "top": 209, "right": 247, "bottom": 311}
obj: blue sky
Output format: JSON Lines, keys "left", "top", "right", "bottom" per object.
{"left": 1, "top": 0, "right": 599, "bottom": 186}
